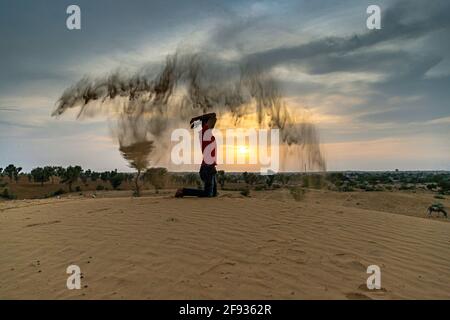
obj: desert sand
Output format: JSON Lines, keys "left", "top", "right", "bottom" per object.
{"left": 0, "top": 189, "right": 449, "bottom": 299}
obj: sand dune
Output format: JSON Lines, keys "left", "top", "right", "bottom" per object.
{"left": 0, "top": 190, "right": 449, "bottom": 299}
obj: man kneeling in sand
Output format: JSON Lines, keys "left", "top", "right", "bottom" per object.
{"left": 175, "top": 113, "right": 218, "bottom": 198}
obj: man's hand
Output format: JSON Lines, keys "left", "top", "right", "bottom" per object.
{"left": 190, "top": 113, "right": 216, "bottom": 128}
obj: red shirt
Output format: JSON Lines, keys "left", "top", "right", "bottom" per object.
{"left": 200, "top": 124, "right": 216, "bottom": 166}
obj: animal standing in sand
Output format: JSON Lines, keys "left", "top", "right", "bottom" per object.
{"left": 427, "top": 203, "right": 447, "bottom": 218}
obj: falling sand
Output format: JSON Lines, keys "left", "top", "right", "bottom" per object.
{"left": 52, "top": 52, "right": 326, "bottom": 172}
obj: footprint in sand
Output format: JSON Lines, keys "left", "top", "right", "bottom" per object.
{"left": 332, "top": 253, "right": 366, "bottom": 272}
{"left": 358, "top": 283, "right": 387, "bottom": 292}
{"left": 345, "top": 292, "right": 372, "bottom": 300}
{"left": 25, "top": 220, "right": 61, "bottom": 228}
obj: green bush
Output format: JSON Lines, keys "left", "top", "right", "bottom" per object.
{"left": 1, "top": 188, "right": 16, "bottom": 200}
{"left": 96, "top": 185, "right": 105, "bottom": 191}
{"left": 254, "top": 185, "right": 266, "bottom": 191}
{"left": 52, "top": 188, "right": 65, "bottom": 197}
{"left": 290, "top": 186, "right": 306, "bottom": 201}
{"left": 302, "top": 174, "right": 324, "bottom": 189}
{"left": 240, "top": 188, "right": 250, "bottom": 197}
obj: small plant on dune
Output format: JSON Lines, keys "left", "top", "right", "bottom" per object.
{"left": 144, "top": 167, "right": 168, "bottom": 194}
{"left": 1, "top": 188, "right": 16, "bottom": 200}
{"left": 119, "top": 140, "right": 153, "bottom": 197}
{"left": 240, "top": 188, "right": 250, "bottom": 197}
{"left": 52, "top": 188, "right": 66, "bottom": 197}
{"left": 290, "top": 186, "right": 306, "bottom": 201}
{"left": 427, "top": 202, "right": 447, "bottom": 218}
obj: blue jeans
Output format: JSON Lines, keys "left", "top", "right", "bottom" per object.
{"left": 182, "top": 165, "right": 217, "bottom": 197}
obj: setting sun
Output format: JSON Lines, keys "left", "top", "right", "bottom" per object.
{"left": 237, "top": 145, "right": 249, "bottom": 155}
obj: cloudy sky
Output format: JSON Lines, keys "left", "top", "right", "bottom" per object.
{"left": 0, "top": 0, "right": 449, "bottom": 172}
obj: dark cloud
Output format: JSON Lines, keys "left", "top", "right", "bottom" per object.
{"left": 241, "top": 0, "right": 450, "bottom": 70}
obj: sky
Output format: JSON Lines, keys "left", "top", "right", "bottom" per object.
{"left": 0, "top": 0, "right": 449, "bottom": 172}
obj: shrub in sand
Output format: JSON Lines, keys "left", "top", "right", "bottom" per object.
{"left": 52, "top": 188, "right": 66, "bottom": 197}
{"left": 119, "top": 141, "right": 153, "bottom": 197}
{"left": 265, "top": 175, "right": 275, "bottom": 189}
{"left": 240, "top": 188, "right": 251, "bottom": 197}
{"left": 290, "top": 186, "right": 306, "bottom": 201}
{"left": 1, "top": 188, "right": 16, "bottom": 200}
{"left": 144, "top": 167, "right": 168, "bottom": 193}
{"left": 242, "top": 172, "right": 258, "bottom": 185}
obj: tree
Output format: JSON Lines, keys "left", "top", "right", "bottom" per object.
{"left": 217, "top": 170, "right": 226, "bottom": 189}
{"left": 80, "top": 171, "right": 89, "bottom": 185}
{"left": 43, "top": 166, "right": 56, "bottom": 184}
{"left": 144, "top": 167, "right": 168, "bottom": 193}
{"left": 119, "top": 140, "right": 153, "bottom": 197}
{"left": 327, "top": 172, "right": 345, "bottom": 188}
{"left": 438, "top": 180, "right": 450, "bottom": 194}
{"left": 100, "top": 171, "right": 110, "bottom": 183}
{"left": 108, "top": 171, "right": 125, "bottom": 190}
{"left": 54, "top": 166, "right": 65, "bottom": 183}
{"left": 243, "top": 172, "right": 257, "bottom": 185}
{"left": 61, "top": 166, "right": 82, "bottom": 192}
{"left": 265, "top": 174, "right": 275, "bottom": 188}
{"left": 4, "top": 164, "right": 17, "bottom": 183}
{"left": 14, "top": 166, "right": 22, "bottom": 183}
{"left": 125, "top": 173, "right": 134, "bottom": 183}
{"left": 84, "top": 169, "right": 92, "bottom": 178}
{"left": 31, "top": 167, "right": 50, "bottom": 186}
{"left": 90, "top": 171, "right": 100, "bottom": 182}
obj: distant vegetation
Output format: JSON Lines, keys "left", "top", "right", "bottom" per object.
{"left": 1, "top": 163, "right": 449, "bottom": 200}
